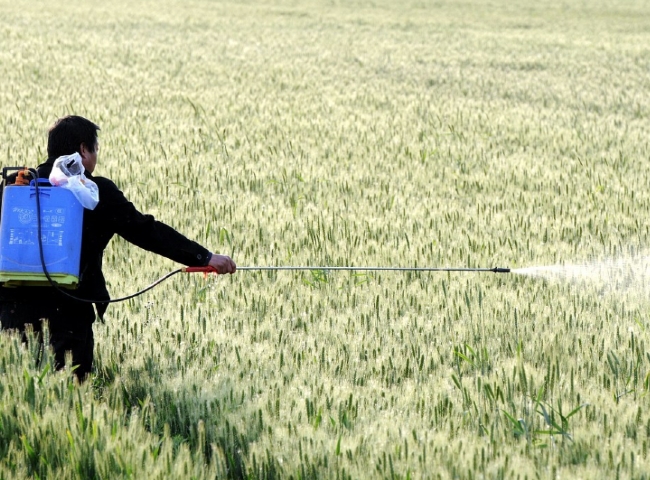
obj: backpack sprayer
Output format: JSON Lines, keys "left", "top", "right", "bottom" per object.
{"left": 0, "top": 167, "right": 510, "bottom": 305}
{"left": 0, "top": 167, "right": 83, "bottom": 288}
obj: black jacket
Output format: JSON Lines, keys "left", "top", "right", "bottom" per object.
{"left": 0, "top": 161, "right": 211, "bottom": 322}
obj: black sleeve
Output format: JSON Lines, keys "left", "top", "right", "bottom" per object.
{"left": 95, "top": 177, "right": 211, "bottom": 267}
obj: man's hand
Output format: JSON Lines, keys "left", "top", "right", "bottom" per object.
{"left": 208, "top": 254, "right": 237, "bottom": 274}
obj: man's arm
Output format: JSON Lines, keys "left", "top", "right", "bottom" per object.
{"left": 96, "top": 176, "right": 236, "bottom": 271}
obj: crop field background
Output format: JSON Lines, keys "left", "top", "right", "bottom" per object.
{"left": 1, "top": 0, "right": 650, "bottom": 478}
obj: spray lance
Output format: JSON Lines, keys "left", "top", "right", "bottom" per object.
{"left": 43, "top": 264, "right": 511, "bottom": 305}
{"left": 36, "top": 263, "right": 512, "bottom": 306}
{"left": 8, "top": 168, "right": 509, "bottom": 305}
{"left": 41, "top": 255, "right": 511, "bottom": 305}
{"left": 185, "top": 266, "right": 511, "bottom": 274}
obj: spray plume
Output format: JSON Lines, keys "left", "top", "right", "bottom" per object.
{"left": 512, "top": 256, "right": 650, "bottom": 296}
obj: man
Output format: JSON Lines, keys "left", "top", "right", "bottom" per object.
{"left": 0, "top": 115, "right": 236, "bottom": 380}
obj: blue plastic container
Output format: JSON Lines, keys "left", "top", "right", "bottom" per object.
{"left": 0, "top": 181, "right": 83, "bottom": 288}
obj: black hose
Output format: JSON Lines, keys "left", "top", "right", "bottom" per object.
{"left": 31, "top": 168, "right": 183, "bottom": 304}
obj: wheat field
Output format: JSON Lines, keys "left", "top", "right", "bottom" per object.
{"left": 1, "top": 0, "right": 650, "bottom": 478}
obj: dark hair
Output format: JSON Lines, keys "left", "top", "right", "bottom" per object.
{"left": 47, "top": 115, "right": 100, "bottom": 161}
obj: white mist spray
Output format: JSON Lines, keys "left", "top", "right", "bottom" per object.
{"left": 512, "top": 256, "right": 650, "bottom": 296}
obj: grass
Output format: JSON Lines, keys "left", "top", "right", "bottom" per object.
{"left": 1, "top": 0, "right": 650, "bottom": 478}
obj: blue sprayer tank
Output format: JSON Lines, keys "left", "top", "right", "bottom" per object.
{"left": 0, "top": 179, "right": 83, "bottom": 288}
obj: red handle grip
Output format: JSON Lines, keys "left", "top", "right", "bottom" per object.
{"left": 183, "top": 266, "right": 218, "bottom": 274}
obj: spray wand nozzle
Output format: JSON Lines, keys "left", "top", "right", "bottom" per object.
{"left": 491, "top": 267, "right": 511, "bottom": 273}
